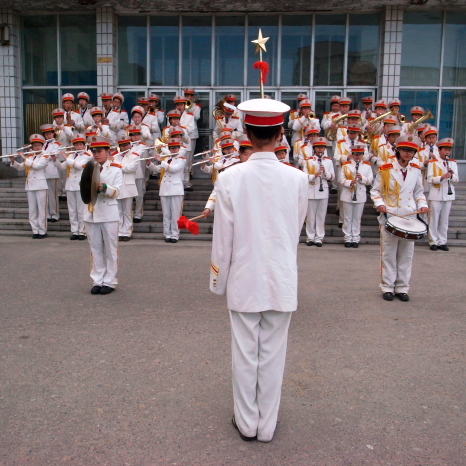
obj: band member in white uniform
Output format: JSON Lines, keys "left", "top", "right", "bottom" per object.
{"left": 112, "top": 136, "right": 139, "bottom": 242}
{"left": 210, "top": 98, "right": 308, "bottom": 443}
{"left": 61, "top": 93, "right": 79, "bottom": 136}
{"left": 9, "top": 134, "right": 49, "bottom": 239}
{"left": 301, "top": 136, "right": 335, "bottom": 246}
{"left": 62, "top": 134, "right": 92, "bottom": 240}
{"left": 106, "top": 92, "right": 129, "bottom": 144}
{"left": 184, "top": 87, "right": 202, "bottom": 145}
{"left": 74, "top": 92, "right": 94, "bottom": 132}
{"left": 291, "top": 99, "right": 320, "bottom": 146}
{"left": 427, "top": 138, "right": 459, "bottom": 251}
{"left": 147, "top": 138, "right": 186, "bottom": 243}
{"left": 87, "top": 107, "right": 112, "bottom": 140}
{"left": 40, "top": 123, "right": 63, "bottom": 222}
{"left": 339, "top": 145, "right": 373, "bottom": 248}
{"left": 370, "top": 135, "right": 429, "bottom": 302}
{"left": 84, "top": 136, "right": 123, "bottom": 295}
{"left": 149, "top": 94, "right": 165, "bottom": 131}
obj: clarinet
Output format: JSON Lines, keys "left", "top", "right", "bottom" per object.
{"left": 446, "top": 156, "right": 453, "bottom": 195}
{"left": 352, "top": 161, "right": 359, "bottom": 201}
{"left": 318, "top": 155, "right": 324, "bottom": 192}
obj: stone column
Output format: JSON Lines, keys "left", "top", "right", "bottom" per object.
{"left": 379, "top": 5, "right": 403, "bottom": 102}
{"left": 96, "top": 8, "right": 118, "bottom": 97}
{"left": 0, "top": 9, "right": 22, "bottom": 165}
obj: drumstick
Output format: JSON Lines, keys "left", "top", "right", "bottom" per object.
{"left": 385, "top": 210, "right": 423, "bottom": 218}
{"left": 189, "top": 214, "right": 205, "bottom": 221}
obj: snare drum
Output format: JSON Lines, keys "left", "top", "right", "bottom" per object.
{"left": 385, "top": 216, "right": 427, "bottom": 240}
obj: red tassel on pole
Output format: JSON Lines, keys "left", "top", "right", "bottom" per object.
{"left": 253, "top": 61, "right": 269, "bottom": 85}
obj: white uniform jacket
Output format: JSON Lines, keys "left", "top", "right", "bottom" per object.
{"left": 113, "top": 151, "right": 140, "bottom": 199}
{"left": 210, "top": 151, "right": 309, "bottom": 313}
{"left": 62, "top": 151, "right": 92, "bottom": 191}
{"left": 213, "top": 114, "right": 243, "bottom": 141}
{"left": 149, "top": 155, "right": 186, "bottom": 196}
{"left": 205, "top": 187, "right": 217, "bottom": 211}
{"left": 189, "top": 103, "right": 202, "bottom": 139}
{"left": 83, "top": 161, "right": 122, "bottom": 223}
{"left": 108, "top": 109, "right": 129, "bottom": 133}
{"left": 427, "top": 158, "right": 459, "bottom": 201}
{"left": 376, "top": 143, "right": 396, "bottom": 167}
{"left": 370, "top": 159, "right": 428, "bottom": 224}
{"left": 74, "top": 108, "right": 94, "bottom": 132}
{"left": 291, "top": 115, "right": 321, "bottom": 145}
{"left": 131, "top": 142, "right": 148, "bottom": 179}
{"left": 302, "top": 155, "right": 335, "bottom": 199}
{"left": 86, "top": 124, "right": 112, "bottom": 140}
{"left": 141, "top": 112, "right": 161, "bottom": 140}
{"left": 339, "top": 160, "right": 373, "bottom": 203}
{"left": 12, "top": 154, "right": 49, "bottom": 191}
{"left": 43, "top": 140, "right": 63, "bottom": 179}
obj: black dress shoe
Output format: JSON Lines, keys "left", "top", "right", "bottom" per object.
{"left": 100, "top": 286, "right": 115, "bottom": 295}
{"left": 170, "top": 238, "right": 178, "bottom": 243}
{"left": 133, "top": 218, "right": 142, "bottom": 223}
{"left": 315, "top": 242, "right": 322, "bottom": 247}
{"left": 352, "top": 242, "right": 359, "bottom": 248}
{"left": 70, "top": 234, "right": 79, "bottom": 240}
{"left": 119, "top": 236, "right": 124, "bottom": 241}
{"left": 78, "top": 235, "right": 86, "bottom": 241}
{"left": 232, "top": 416, "right": 256, "bottom": 442}
{"left": 32, "top": 234, "right": 39, "bottom": 239}
{"left": 38, "top": 234, "right": 47, "bottom": 239}
{"left": 429, "top": 245, "right": 438, "bottom": 251}
{"left": 345, "top": 242, "right": 352, "bottom": 248}
{"left": 185, "top": 186, "right": 193, "bottom": 192}
{"left": 306, "top": 241, "right": 314, "bottom": 246}
{"left": 91, "top": 286, "right": 102, "bottom": 295}
{"left": 50, "top": 218, "right": 58, "bottom": 223}
{"left": 338, "top": 222, "right": 343, "bottom": 228}
{"left": 438, "top": 245, "right": 449, "bottom": 251}
{"left": 395, "top": 293, "right": 410, "bottom": 302}
{"left": 330, "top": 188, "right": 337, "bottom": 194}
{"left": 122, "top": 236, "right": 131, "bottom": 242}
{"left": 382, "top": 292, "right": 394, "bottom": 301}
{"left": 165, "top": 238, "right": 171, "bottom": 243}
{"left": 59, "top": 195, "right": 67, "bottom": 201}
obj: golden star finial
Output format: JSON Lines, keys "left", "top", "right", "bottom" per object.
{"left": 251, "top": 28, "right": 269, "bottom": 54}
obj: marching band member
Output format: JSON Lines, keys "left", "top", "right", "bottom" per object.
{"left": 370, "top": 134, "right": 429, "bottom": 302}
{"left": 107, "top": 93, "right": 129, "bottom": 143}
{"left": 224, "top": 94, "right": 243, "bottom": 121}
{"left": 302, "top": 136, "right": 335, "bottom": 247}
{"left": 112, "top": 136, "right": 139, "bottom": 242}
{"left": 401, "top": 106, "right": 425, "bottom": 135}
{"left": 100, "top": 93, "right": 113, "bottom": 120}
{"left": 127, "top": 124, "right": 148, "bottom": 224}
{"left": 210, "top": 98, "right": 308, "bottom": 443}
{"left": 321, "top": 94, "right": 341, "bottom": 132}
{"left": 388, "top": 98, "right": 406, "bottom": 127}
{"left": 339, "top": 145, "right": 373, "bottom": 248}
{"left": 291, "top": 98, "right": 320, "bottom": 146}
{"left": 147, "top": 138, "right": 186, "bottom": 243}
{"left": 87, "top": 107, "right": 112, "bottom": 139}
{"left": 183, "top": 87, "right": 202, "bottom": 144}
{"left": 9, "top": 134, "right": 49, "bottom": 239}
{"left": 376, "top": 126, "right": 401, "bottom": 167}
{"left": 61, "top": 134, "right": 92, "bottom": 240}
{"left": 149, "top": 94, "right": 165, "bottom": 129}
{"left": 84, "top": 136, "right": 123, "bottom": 295}
{"left": 427, "top": 138, "right": 459, "bottom": 251}
{"left": 61, "top": 93, "right": 79, "bottom": 135}
{"left": 130, "top": 106, "right": 152, "bottom": 141}
{"left": 418, "top": 126, "right": 440, "bottom": 193}
{"left": 278, "top": 125, "right": 291, "bottom": 162}
{"left": 366, "top": 99, "right": 388, "bottom": 153}
{"left": 212, "top": 103, "right": 243, "bottom": 142}
{"left": 40, "top": 123, "right": 63, "bottom": 222}
{"left": 201, "top": 138, "right": 239, "bottom": 178}
{"left": 74, "top": 92, "right": 94, "bottom": 132}
{"left": 371, "top": 115, "right": 398, "bottom": 158}
{"left": 137, "top": 97, "right": 161, "bottom": 142}
{"left": 293, "top": 125, "right": 320, "bottom": 168}
{"left": 274, "top": 143, "right": 292, "bottom": 165}
{"left": 336, "top": 109, "right": 362, "bottom": 141}
{"left": 288, "top": 93, "right": 309, "bottom": 136}
{"left": 361, "top": 96, "right": 376, "bottom": 125}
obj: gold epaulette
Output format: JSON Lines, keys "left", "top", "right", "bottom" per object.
{"left": 110, "top": 163, "right": 122, "bottom": 168}
{"left": 363, "top": 161, "right": 372, "bottom": 166}
{"left": 410, "top": 163, "right": 421, "bottom": 170}
{"left": 342, "top": 161, "right": 351, "bottom": 165}
{"left": 379, "top": 163, "right": 393, "bottom": 171}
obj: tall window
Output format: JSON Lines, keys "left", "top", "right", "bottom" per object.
{"left": 443, "top": 12, "right": 466, "bottom": 87}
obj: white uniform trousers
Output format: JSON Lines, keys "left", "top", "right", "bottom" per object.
{"left": 160, "top": 195, "right": 183, "bottom": 240}
{"left": 306, "top": 198, "right": 328, "bottom": 243}
{"left": 183, "top": 140, "right": 196, "bottom": 186}
{"left": 60, "top": 168, "right": 67, "bottom": 196}
{"left": 134, "top": 178, "right": 145, "bottom": 219}
{"left": 336, "top": 167, "right": 343, "bottom": 224}
{"left": 342, "top": 201, "right": 365, "bottom": 243}
{"left": 66, "top": 190, "right": 85, "bottom": 235}
{"left": 85, "top": 221, "right": 119, "bottom": 288}
{"left": 379, "top": 225, "right": 414, "bottom": 294}
{"left": 428, "top": 200, "right": 452, "bottom": 246}
{"left": 118, "top": 197, "right": 134, "bottom": 237}
{"left": 27, "top": 190, "right": 48, "bottom": 235}
{"left": 229, "top": 310, "right": 292, "bottom": 442}
{"left": 46, "top": 179, "right": 60, "bottom": 220}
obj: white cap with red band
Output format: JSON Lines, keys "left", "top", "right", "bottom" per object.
{"left": 237, "top": 98, "right": 290, "bottom": 127}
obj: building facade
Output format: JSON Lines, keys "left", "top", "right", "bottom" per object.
{"left": 1, "top": 2, "right": 466, "bottom": 175}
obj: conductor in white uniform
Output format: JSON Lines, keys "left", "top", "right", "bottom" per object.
{"left": 210, "top": 98, "right": 308, "bottom": 442}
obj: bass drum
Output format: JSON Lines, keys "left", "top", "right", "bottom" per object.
{"left": 385, "top": 216, "right": 427, "bottom": 241}
{"left": 80, "top": 159, "right": 100, "bottom": 206}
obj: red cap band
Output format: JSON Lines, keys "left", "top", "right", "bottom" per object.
{"left": 244, "top": 114, "right": 284, "bottom": 127}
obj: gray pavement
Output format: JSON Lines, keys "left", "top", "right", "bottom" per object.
{"left": 0, "top": 236, "right": 465, "bottom": 465}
